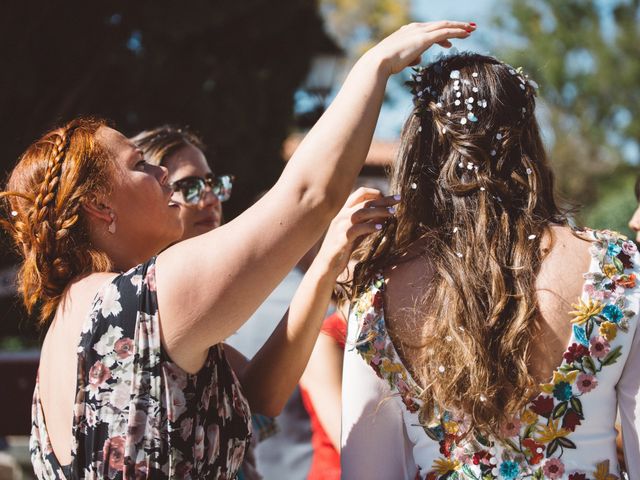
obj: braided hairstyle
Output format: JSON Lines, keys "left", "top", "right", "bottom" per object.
{"left": 1, "top": 118, "right": 113, "bottom": 326}
{"left": 351, "top": 53, "right": 567, "bottom": 437}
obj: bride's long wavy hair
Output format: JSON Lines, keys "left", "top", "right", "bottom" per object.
{"left": 351, "top": 53, "right": 567, "bottom": 436}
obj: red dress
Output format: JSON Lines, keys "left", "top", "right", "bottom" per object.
{"left": 300, "top": 312, "right": 346, "bottom": 480}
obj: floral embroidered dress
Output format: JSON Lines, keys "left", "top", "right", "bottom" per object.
{"left": 30, "top": 258, "right": 252, "bottom": 479}
{"left": 341, "top": 230, "right": 640, "bottom": 479}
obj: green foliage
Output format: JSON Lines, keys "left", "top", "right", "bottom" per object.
{"left": 320, "top": 0, "right": 410, "bottom": 55}
{"left": 495, "top": 0, "right": 640, "bottom": 215}
{"left": 581, "top": 164, "right": 638, "bottom": 237}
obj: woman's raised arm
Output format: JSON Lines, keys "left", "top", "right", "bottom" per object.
{"left": 155, "top": 22, "right": 475, "bottom": 372}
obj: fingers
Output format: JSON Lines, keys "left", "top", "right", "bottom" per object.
{"left": 428, "top": 27, "right": 474, "bottom": 45}
{"left": 347, "top": 221, "right": 387, "bottom": 242}
{"left": 422, "top": 21, "right": 475, "bottom": 33}
{"left": 374, "top": 20, "right": 476, "bottom": 76}
{"left": 437, "top": 40, "right": 453, "bottom": 48}
{"left": 349, "top": 194, "right": 400, "bottom": 224}
{"left": 364, "top": 194, "right": 401, "bottom": 209}
{"left": 350, "top": 205, "right": 395, "bottom": 225}
{"left": 344, "top": 187, "right": 382, "bottom": 208}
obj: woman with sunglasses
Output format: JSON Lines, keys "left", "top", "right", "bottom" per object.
{"left": 132, "top": 126, "right": 272, "bottom": 479}
{"left": 1, "top": 22, "right": 475, "bottom": 479}
{"left": 132, "top": 125, "right": 323, "bottom": 480}
{"left": 131, "top": 126, "right": 233, "bottom": 241}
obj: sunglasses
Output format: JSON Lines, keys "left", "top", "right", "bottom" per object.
{"left": 170, "top": 174, "right": 234, "bottom": 205}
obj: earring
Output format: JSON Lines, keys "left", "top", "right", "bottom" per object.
{"left": 107, "top": 212, "right": 116, "bottom": 234}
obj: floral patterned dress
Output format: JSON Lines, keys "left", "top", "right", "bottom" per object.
{"left": 342, "top": 230, "right": 640, "bottom": 479}
{"left": 30, "top": 258, "right": 252, "bottom": 479}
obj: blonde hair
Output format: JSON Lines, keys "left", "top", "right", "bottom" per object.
{"left": 1, "top": 118, "right": 113, "bottom": 325}
{"left": 351, "top": 53, "right": 566, "bottom": 436}
{"left": 130, "top": 125, "right": 205, "bottom": 166}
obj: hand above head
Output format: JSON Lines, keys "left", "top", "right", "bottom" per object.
{"left": 314, "top": 187, "right": 400, "bottom": 277}
{"left": 365, "top": 21, "right": 476, "bottom": 76}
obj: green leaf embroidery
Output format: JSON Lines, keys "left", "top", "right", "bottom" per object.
{"left": 474, "top": 432, "right": 491, "bottom": 447}
{"left": 523, "top": 423, "right": 536, "bottom": 439}
{"left": 570, "top": 397, "right": 584, "bottom": 417}
{"left": 504, "top": 438, "right": 520, "bottom": 451}
{"left": 552, "top": 401, "right": 568, "bottom": 419}
{"left": 557, "top": 437, "right": 577, "bottom": 449}
{"left": 546, "top": 438, "right": 560, "bottom": 457}
{"left": 422, "top": 426, "right": 442, "bottom": 442}
{"left": 559, "top": 364, "right": 580, "bottom": 374}
{"left": 613, "top": 256, "right": 624, "bottom": 273}
{"left": 585, "top": 318, "right": 594, "bottom": 338}
{"left": 583, "top": 355, "right": 597, "bottom": 373}
{"left": 601, "top": 345, "right": 623, "bottom": 366}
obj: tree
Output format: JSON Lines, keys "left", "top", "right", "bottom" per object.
{"left": 320, "top": 0, "right": 410, "bottom": 55}
{"left": 495, "top": 0, "right": 640, "bottom": 231}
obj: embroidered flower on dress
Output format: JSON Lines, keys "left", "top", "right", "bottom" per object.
{"left": 563, "top": 343, "right": 589, "bottom": 363}
{"left": 593, "top": 460, "right": 618, "bottom": 480}
{"left": 616, "top": 273, "right": 636, "bottom": 288}
{"left": 529, "top": 395, "right": 554, "bottom": 418}
{"left": 520, "top": 409, "right": 538, "bottom": 425}
{"left": 589, "top": 336, "right": 611, "bottom": 359}
{"left": 535, "top": 418, "right": 571, "bottom": 444}
{"left": 522, "top": 438, "right": 544, "bottom": 464}
{"left": 568, "top": 474, "right": 587, "bottom": 480}
{"left": 599, "top": 321, "right": 617, "bottom": 341}
{"left": 607, "top": 242, "right": 622, "bottom": 257}
{"left": 601, "top": 304, "right": 623, "bottom": 323}
{"left": 431, "top": 458, "right": 460, "bottom": 474}
{"left": 553, "top": 381, "right": 572, "bottom": 400}
{"left": 499, "top": 460, "right": 519, "bottom": 479}
{"left": 499, "top": 417, "right": 521, "bottom": 438}
{"left": 576, "top": 373, "right": 597, "bottom": 393}
{"left": 561, "top": 410, "right": 583, "bottom": 432}
{"left": 603, "top": 264, "right": 618, "bottom": 278}
{"left": 622, "top": 241, "right": 638, "bottom": 256}
{"left": 543, "top": 458, "right": 565, "bottom": 478}
{"left": 569, "top": 298, "right": 603, "bottom": 325}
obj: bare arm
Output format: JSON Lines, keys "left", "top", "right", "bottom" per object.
{"left": 300, "top": 328, "right": 345, "bottom": 449}
{"left": 155, "top": 22, "right": 475, "bottom": 372}
{"left": 236, "top": 189, "right": 397, "bottom": 415}
{"left": 223, "top": 343, "right": 249, "bottom": 377}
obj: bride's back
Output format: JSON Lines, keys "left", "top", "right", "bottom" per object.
{"left": 383, "top": 224, "right": 592, "bottom": 394}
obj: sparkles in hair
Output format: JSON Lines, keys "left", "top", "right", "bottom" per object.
{"left": 350, "top": 53, "right": 567, "bottom": 436}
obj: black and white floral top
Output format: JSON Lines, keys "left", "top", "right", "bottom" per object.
{"left": 30, "top": 259, "right": 252, "bottom": 479}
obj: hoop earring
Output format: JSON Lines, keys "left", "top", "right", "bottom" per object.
{"left": 107, "top": 212, "right": 116, "bottom": 235}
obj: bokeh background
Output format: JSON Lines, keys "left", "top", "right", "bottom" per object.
{"left": 0, "top": 0, "right": 638, "bottom": 353}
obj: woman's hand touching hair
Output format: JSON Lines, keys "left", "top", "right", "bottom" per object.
{"left": 315, "top": 187, "right": 399, "bottom": 278}
{"left": 364, "top": 21, "right": 476, "bottom": 76}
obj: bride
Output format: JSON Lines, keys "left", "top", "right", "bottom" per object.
{"left": 341, "top": 52, "right": 640, "bottom": 479}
